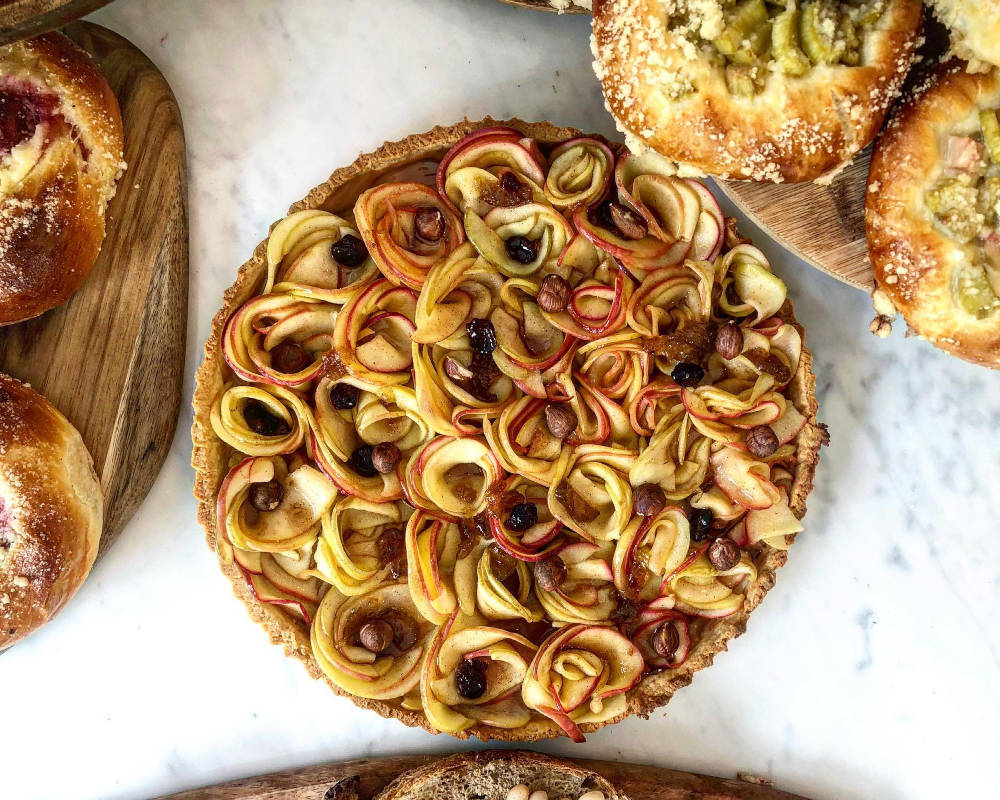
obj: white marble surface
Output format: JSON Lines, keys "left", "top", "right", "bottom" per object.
{"left": 2, "top": 1, "right": 998, "bottom": 798}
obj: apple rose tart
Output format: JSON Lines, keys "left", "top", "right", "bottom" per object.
{"left": 193, "top": 119, "right": 823, "bottom": 741}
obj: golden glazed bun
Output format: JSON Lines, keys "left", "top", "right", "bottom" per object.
{"left": 930, "top": 0, "right": 1000, "bottom": 71}
{"left": 866, "top": 63, "right": 1000, "bottom": 368}
{"left": 592, "top": 0, "right": 923, "bottom": 183}
{"left": 0, "top": 32, "right": 124, "bottom": 327}
{"left": 0, "top": 373, "right": 103, "bottom": 649}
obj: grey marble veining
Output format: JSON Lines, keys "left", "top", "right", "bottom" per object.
{"left": 1, "top": 1, "right": 997, "bottom": 798}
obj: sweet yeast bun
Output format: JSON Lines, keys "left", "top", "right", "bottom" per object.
{"left": 929, "top": 0, "right": 1000, "bottom": 71}
{"left": 592, "top": 0, "right": 922, "bottom": 182}
{"left": 0, "top": 372, "right": 103, "bottom": 649}
{"left": 0, "top": 32, "right": 124, "bottom": 326}
{"left": 371, "top": 752, "right": 624, "bottom": 800}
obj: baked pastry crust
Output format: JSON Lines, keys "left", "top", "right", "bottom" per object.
{"left": 592, "top": 0, "right": 923, "bottom": 183}
{"left": 929, "top": 0, "right": 1000, "bottom": 71}
{"left": 0, "top": 372, "right": 103, "bottom": 649}
{"left": 191, "top": 118, "right": 823, "bottom": 741}
{"left": 866, "top": 63, "right": 1000, "bottom": 367}
{"left": 0, "top": 32, "right": 124, "bottom": 326}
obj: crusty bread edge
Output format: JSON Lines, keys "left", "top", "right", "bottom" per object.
{"left": 191, "top": 117, "right": 822, "bottom": 741}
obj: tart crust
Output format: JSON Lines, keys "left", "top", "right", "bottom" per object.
{"left": 192, "top": 117, "right": 823, "bottom": 741}
{"left": 592, "top": 0, "right": 923, "bottom": 183}
{"left": 866, "top": 63, "right": 1000, "bottom": 368}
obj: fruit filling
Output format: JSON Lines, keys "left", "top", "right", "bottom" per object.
{"left": 211, "top": 126, "right": 811, "bottom": 740}
{"left": 924, "top": 105, "right": 1000, "bottom": 318}
{"left": 663, "top": 0, "right": 888, "bottom": 96}
{"left": 0, "top": 85, "right": 57, "bottom": 156}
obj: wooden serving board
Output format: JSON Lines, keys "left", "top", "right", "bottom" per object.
{"left": 0, "top": 21, "right": 188, "bottom": 559}
{"left": 716, "top": 151, "right": 874, "bottom": 291}
{"left": 0, "top": 0, "right": 111, "bottom": 46}
{"left": 159, "top": 754, "right": 808, "bottom": 800}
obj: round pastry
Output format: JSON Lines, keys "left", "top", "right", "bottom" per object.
{"left": 929, "top": 0, "right": 1000, "bottom": 71}
{"left": 0, "top": 32, "right": 124, "bottom": 327}
{"left": 867, "top": 63, "right": 1000, "bottom": 368}
{"left": 592, "top": 0, "right": 923, "bottom": 183}
{"left": 0, "top": 372, "right": 103, "bottom": 650}
{"left": 192, "top": 118, "right": 823, "bottom": 741}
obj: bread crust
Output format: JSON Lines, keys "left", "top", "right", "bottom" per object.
{"left": 592, "top": 0, "right": 922, "bottom": 183}
{"left": 929, "top": 0, "right": 1000, "bottom": 71}
{"left": 373, "top": 751, "right": 622, "bottom": 800}
{"left": 0, "top": 372, "right": 103, "bottom": 649}
{"left": 866, "top": 62, "right": 1000, "bottom": 368}
{"left": 191, "top": 117, "right": 822, "bottom": 741}
{"left": 0, "top": 32, "right": 124, "bottom": 326}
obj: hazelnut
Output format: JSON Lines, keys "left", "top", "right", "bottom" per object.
{"left": 383, "top": 610, "right": 420, "bottom": 652}
{"left": 533, "top": 557, "right": 567, "bottom": 592}
{"left": 715, "top": 323, "right": 744, "bottom": 360}
{"left": 608, "top": 202, "right": 648, "bottom": 240}
{"left": 745, "top": 425, "right": 779, "bottom": 458}
{"left": 371, "top": 442, "right": 401, "bottom": 474}
{"left": 243, "top": 400, "right": 291, "bottom": 436}
{"left": 708, "top": 538, "right": 741, "bottom": 571}
{"left": 443, "top": 356, "right": 474, "bottom": 382}
{"left": 358, "top": 620, "right": 394, "bottom": 654}
{"left": 633, "top": 483, "right": 666, "bottom": 517}
{"left": 249, "top": 479, "right": 284, "bottom": 512}
{"left": 544, "top": 403, "right": 577, "bottom": 439}
{"left": 414, "top": 207, "right": 445, "bottom": 242}
{"left": 651, "top": 622, "right": 680, "bottom": 659}
{"left": 536, "top": 274, "right": 571, "bottom": 313}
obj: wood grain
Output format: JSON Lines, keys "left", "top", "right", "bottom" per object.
{"left": 0, "top": 0, "right": 110, "bottom": 45}
{"left": 496, "top": 0, "right": 589, "bottom": 13}
{"left": 158, "top": 754, "right": 808, "bottom": 800}
{"left": 0, "top": 21, "right": 188, "bottom": 558}
{"left": 717, "top": 149, "right": 874, "bottom": 292}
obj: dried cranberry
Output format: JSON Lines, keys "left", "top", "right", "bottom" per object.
{"left": 330, "top": 383, "right": 360, "bottom": 410}
{"left": 505, "top": 235, "right": 538, "bottom": 265}
{"left": 330, "top": 234, "right": 368, "bottom": 267}
{"left": 243, "top": 400, "right": 291, "bottom": 436}
{"left": 349, "top": 445, "right": 378, "bottom": 478}
{"left": 249, "top": 480, "right": 284, "bottom": 512}
{"left": 670, "top": 361, "right": 704, "bottom": 387}
{"left": 271, "top": 341, "right": 312, "bottom": 374}
{"left": 455, "top": 659, "right": 487, "bottom": 699}
{"left": 506, "top": 502, "right": 537, "bottom": 532}
{"left": 690, "top": 508, "right": 714, "bottom": 542}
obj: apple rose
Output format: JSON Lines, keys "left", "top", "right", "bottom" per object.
{"left": 465, "top": 202, "right": 574, "bottom": 277}
{"left": 437, "top": 126, "right": 547, "bottom": 215}
{"left": 235, "top": 544, "right": 326, "bottom": 625}
{"left": 222, "top": 292, "right": 337, "bottom": 387}
{"left": 522, "top": 623, "right": 644, "bottom": 742}
{"left": 403, "top": 436, "right": 502, "bottom": 519}
{"left": 309, "top": 378, "right": 407, "bottom": 503}
{"left": 414, "top": 243, "right": 504, "bottom": 346}
{"left": 535, "top": 541, "right": 618, "bottom": 625}
{"left": 543, "top": 137, "right": 614, "bottom": 210}
{"left": 548, "top": 445, "right": 634, "bottom": 542}
{"left": 332, "top": 278, "right": 418, "bottom": 387}
{"left": 613, "top": 506, "right": 691, "bottom": 602}
{"left": 264, "top": 209, "right": 379, "bottom": 301}
{"left": 577, "top": 331, "right": 650, "bottom": 404}
{"left": 557, "top": 372, "right": 638, "bottom": 450}
{"left": 483, "top": 397, "right": 567, "bottom": 486}
{"left": 421, "top": 615, "right": 538, "bottom": 733}
{"left": 405, "top": 511, "right": 479, "bottom": 625}
{"left": 716, "top": 245, "right": 787, "bottom": 325}
{"left": 630, "top": 597, "right": 691, "bottom": 669}
{"left": 210, "top": 383, "right": 308, "bottom": 456}
{"left": 313, "top": 496, "right": 412, "bottom": 595}
{"left": 413, "top": 342, "right": 515, "bottom": 437}
{"left": 731, "top": 490, "right": 803, "bottom": 552}
{"left": 470, "top": 541, "right": 543, "bottom": 622}
{"left": 715, "top": 322, "right": 803, "bottom": 392}
{"left": 216, "top": 455, "right": 338, "bottom": 555}
{"left": 311, "top": 583, "right": 433, "bottom": 700}
{"left": 486, "top": 476, "right": 564, "bottom": 562}
{"left": 710, "top": 445, "right": 781, "bottom": 511}
{"left": 629, "top": 404, "right": 711, "bottom": 500}
{"left": 626, "top": 261, "right": 715, "bottom": 339}
{"left": 354, "top": 182, "right": 465, "bottom": 290}
{"left": 628, "top": 376, "right": 682, "bottom": 437}
{"left": 663, "top": 550, "right": 757, "bottom": 619}
{"left": 540, "top": 236, "right": 632, "bottom": 341}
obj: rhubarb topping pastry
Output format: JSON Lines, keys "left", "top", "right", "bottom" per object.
{"left": 192, "top": 119, "right": 823, "bottom": 742}
{"left": 591, "top": 0, "right": 923, "bottom": 182}
{"left": 867, "top": 64, "right": 1000, "bottom": 367}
